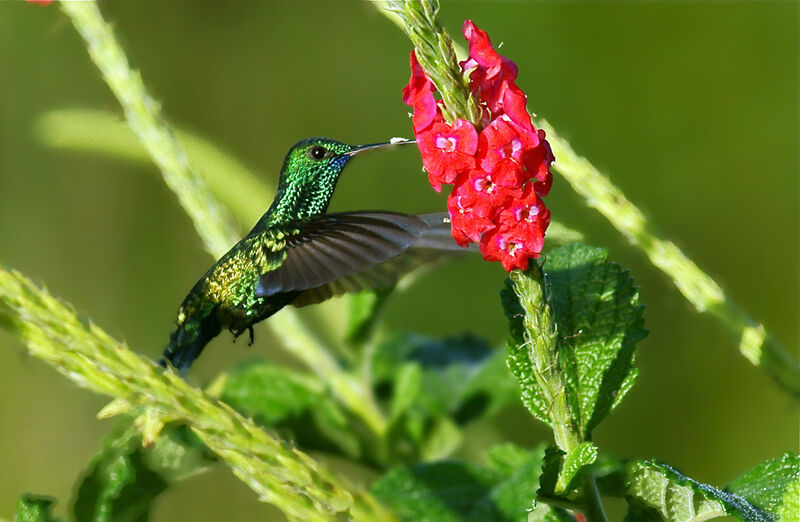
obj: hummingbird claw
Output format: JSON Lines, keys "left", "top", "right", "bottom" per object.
{"left": 247, "top": 326, "right": 254, "bottom": 346}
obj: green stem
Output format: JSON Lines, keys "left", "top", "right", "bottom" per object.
{"left": 270, "top": 310, "right": 388, "bottom": 437}
{"left": 583, "top": 475, "right": 609, "bottom": 522}
{"left": 539, "top": 120, "right": 800, "bottom": 396}
{"left": 373, "top": 1, "right": 799, "bottom": 396}
{"left": 507, "top": 266, "right": 608, "bottom": 521}
{"left": 508, "top": 267, "right": 579, "bottom": 455}
{"left": 0, "top": 267, "right": 394, "bottom": 521}
{"left": 58, "top": 1, "right": 390, "bottom": 434}
{"left": 59, "top": 1, "right": 238, "bottom": 257}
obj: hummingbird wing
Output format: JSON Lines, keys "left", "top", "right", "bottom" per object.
{"left": 255, "top": 211, "right": 462, "bottom": 306}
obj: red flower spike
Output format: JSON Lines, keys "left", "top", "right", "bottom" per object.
{"left": 26, "top": 0, "right": 54, "bottom": 4}
{"left": 401, "top": 19, "right": 554, "bottom": 272}
{"left": 416, "top": 119, "right": 479, "bottom": 191}
{"left": 402, "top": 51, "right": 439, "bottom": 133}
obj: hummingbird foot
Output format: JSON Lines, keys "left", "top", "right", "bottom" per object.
{"left": 230, "top": 326, "right": 255, "bottom": 346}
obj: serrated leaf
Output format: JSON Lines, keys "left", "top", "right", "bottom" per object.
{"left": 220, "top": 359, "right": 360, "bottom": 458}
{"left": 626, "top": 460, "right": 771, "bottom": 521}
{"left": 372, "top": 444, "right": 550, "bottom": 522}
{"left": 15, "top": 494, "right": 59, "bottom": 522}
{"left": 560, "top": 443, "right": 598, "bottom": 493}
{"left": 543, "top": 243, "right": 647, "bottom": 438}
{"left": 373, "top": 461, "right": 502, "bottom": 521}
{"left": 726, "top": 452, "right": 799, "bottom": 521}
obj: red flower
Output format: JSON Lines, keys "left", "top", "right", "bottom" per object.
{"left": 25, "top": 0, "right": 53, "bottom": 4}
{"left": 523, "top": 130, "right": 555, "bottom": 196}
{"left": 478, "top": 115, "right": 540, "bottom": 175}
{"left": 402, "top": 51, "right": 439, "bottom": 133}
{"left": 416, "top": 119, "right": 478, "bottom": 191}
{"left": 402, "top": 20, "right": 554, "bottom": 272}
{"left": 447, "top": 179, "right": 496, "bottom": 246}
{"left": 461, "top": 20, "right": 519, "bottom": 115}
{"left": 480, "top": 188, "right": 550, "bottom": 272}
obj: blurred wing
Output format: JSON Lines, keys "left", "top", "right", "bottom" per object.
{"left": 255, "top": 211, "right": 461, "bottom": 306}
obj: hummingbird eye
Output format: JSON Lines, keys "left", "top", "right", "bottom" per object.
{"left": 308, "top": 146, "right": 327, "bottom": 161}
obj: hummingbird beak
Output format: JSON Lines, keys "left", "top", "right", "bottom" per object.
{"left": 345, "top": 137, "right": 416, "bottom": 157}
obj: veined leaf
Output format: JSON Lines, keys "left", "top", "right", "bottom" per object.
{"left": 372, "top": 444, "right": 574, "bottom": 522}
{"left": 543, "top": 243, "right": 647, "bottom": 438}
{"left": 725, "top": 452, "right": 799, "bottom": 521}
{"left": 625, "top": 460, "right": 771, "bottom": 521}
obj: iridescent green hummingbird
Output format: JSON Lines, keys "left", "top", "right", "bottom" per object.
{"left": 160, "top": 137, "right": 458, "bottom": 373}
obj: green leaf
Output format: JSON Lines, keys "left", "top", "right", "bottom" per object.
{"left": 543, "top": 243, "right": 647, "bottom": 438}
{"left": 726, "top": 452, "right": 799, "bottom": 521}
{"left": 560, "top": 443, "right": 598, "bottom": 493}
{"left": 371, "top": 333, "right": 516, "bottom": 422}
{"left": 372, "top": 444, "right": 555, "bottom": 522}
{"left": 220, "top": 359, "right": 362, "bottom": 458}
{"left": 345, "top": 289, "right": 393, "bottom": 345}
{"left": 15, "top": 494, "right": 59, "bottom": 522}
{"left": 626, "top": 460, "right": 772, "bottom": 521}
{"left": 372, "top": 333, "right": 517, "bottom": 463}
{"left": 73, "top": 422, "right": 208, "bottom": 522}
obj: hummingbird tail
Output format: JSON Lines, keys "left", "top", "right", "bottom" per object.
{"left": 159, "top": 309, "right": 221, "bottom": 375}
{"left": 416, "top": 212, "right": 476, "bottom": 252}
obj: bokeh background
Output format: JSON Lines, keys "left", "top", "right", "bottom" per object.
{"left": 0, "top": 1, "right": 797, "bottom": 520}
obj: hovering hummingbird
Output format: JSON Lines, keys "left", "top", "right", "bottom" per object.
{"left": 160, "top": 137, "right": 460, "bottom": 373}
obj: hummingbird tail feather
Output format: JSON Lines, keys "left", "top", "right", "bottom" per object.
{"left": 416, "top": 212, "right": 474, "bottom": 251}
{"left": 159, "top": 309, "right": 221, "bottom": 375}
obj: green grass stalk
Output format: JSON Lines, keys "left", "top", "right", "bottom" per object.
{"left": 57, "top": 1, "right": 390, "bottom": 437}
{"left": 0, "top": 267, "right": 393, "bottom": 522}
{"left": 374, "top": 0, "right": 799, "bottom": 396}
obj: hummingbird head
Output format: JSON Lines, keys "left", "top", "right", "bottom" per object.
{"left": 266, "top": 137, "right": 414, "bottom": 223}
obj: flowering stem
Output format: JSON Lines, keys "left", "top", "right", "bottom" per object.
{"left": 374, "top": 1, "right": 799, "bottom": 397}
{"left": 508, "top": 268, "right": 580, "bottom": 454}
{"left": 508, "top": 266, "right": 608, "bottom": 522}
{"left": 377, "top": 0, "right": 481, "bottom": 125}
{"left": 0, "top": 268, "right": 393, "bottom": 521}
{"left": 538, "top": 120, "right": 800, "bottom": 396}
{"left": 58, "top": 0, "right": 390, "bottom": 436}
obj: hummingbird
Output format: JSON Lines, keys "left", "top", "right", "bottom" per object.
{"left": 160, "top": 137, "right": 460, "bottom": 373}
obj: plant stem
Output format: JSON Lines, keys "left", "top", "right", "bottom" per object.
{"left": 58, "top": 0, "right": 390, "bottom": 435}
{"left": 508, "top": 267, "right": 609, "bottom": 521}
{"left": 59, "top": 1, "right": 238, "bottom": 257}
{"left": 0, "top": 267, "right": 394, "bottom": 521}
{"left": 373, "top": 1, "right": 800, "bottom": 396}
{"left": 539, "top": 120, "right": 800, "bottom": 396}
{"left": 270, "top": 309, "right": 388, "bottom": 437}
{"left": 583, "top": 475, "right": 609, "bottom": 522}
{"left": 508, "top": 267, "right": 580, "bottom": 455}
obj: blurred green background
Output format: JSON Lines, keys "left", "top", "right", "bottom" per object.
{"left": 0, "top": 1, "right": 796, "bottom": 520}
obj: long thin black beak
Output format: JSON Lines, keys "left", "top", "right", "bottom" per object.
{"left": 345, "top": 137, "right": 416, "bottom": 157}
